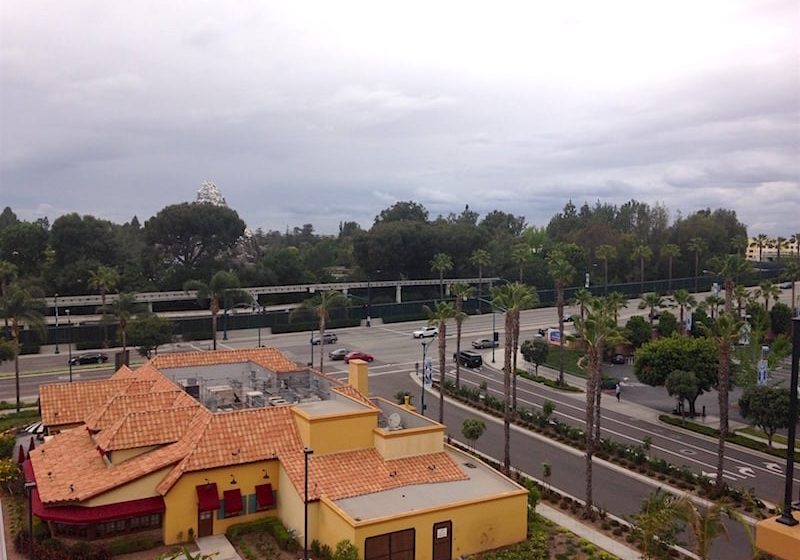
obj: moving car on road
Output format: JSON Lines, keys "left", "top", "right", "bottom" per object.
{"left": 311, "top": 332, "right": 338, "bottom": 345}
{"left": 344, "top": 351, "right": 374, "bottom": 364}
{"left": 328, "top": 348, "right": 349, "bottom": 360}
{"left": 471, "top": 338, "right": 498, "bottom": 349}
{"left": 412, "top": 326, "right": 438, "bottom": 339}
{"left": 69, "top": 352, "right": 109, "bottom": 366}
{"left": 453, "top": 350, "right": 483, "bottom": 368}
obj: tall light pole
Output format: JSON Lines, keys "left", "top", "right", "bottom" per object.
{"left": 303, "top": 447, "right": 314, "bottom": 559}
{"left": 54, "top": 293, "right": 60, "bottom": 354}
{"left": 420, "top": 336, "right": 436, "bottom": 417}
{"left": 65, "top": 309, "right": 73, "bottom": 383}
{"left": 776, "top": 317, "right": 799, "bottom": 526}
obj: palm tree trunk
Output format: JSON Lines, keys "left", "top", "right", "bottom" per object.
{"left": 477, "top": 267, "right": 483, "bottom": 314}
{"left": 715, "top": 341, "right": 730, "bottom": 495}
{"left": 603, "top": 260, "right": 609, "bottom": 296}
{"left": 640, "top": 259, "right": 645, "bottom": 294}
{"left": 694, "top": 253, "right": 699, "bottom": 293}
{"left": 503, "top": 314, "right": 513, "bottom": 475}
{"left": 455, "top": 303, "right": 462, "bottom": 389}
{"left": 13, "top": 320, "right": 20, "bottom": 413}
{"left": 101, "top": 291, "right": 109, "bottom": 348}
{"left": 211, "top": 312, "right": 218, "bottom": 350}
{"left": 584, "top": 361, "right": 598, "bottom": 510}
{"left": 438, "top": 323, "right": 446, "bottom": 425}
{"left": 557, "top": 283, "right": 565, "bottom": 386}
{"left": 668, "top": 257, "right": 673, "bottom": 292}
{"left": 512, "top": 314, "right": 519, "bottom": 412}
{"left": 318, "top": 317, "right": 326, "bottom": 373}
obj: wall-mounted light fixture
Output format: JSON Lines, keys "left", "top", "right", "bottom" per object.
{"left": 262, "top": 469, "right": 270, "bottom": 480}
{"left": 230, "top": 474, "right": 238, "bottom": 485}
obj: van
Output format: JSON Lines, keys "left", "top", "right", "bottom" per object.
{"left": 453, "top": 350, "right": 483, "bottom": 368}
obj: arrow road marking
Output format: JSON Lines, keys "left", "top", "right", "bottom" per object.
{"left": 737, "top": 467, "right": 756, "bottom": 477}
{"left": 764, "top": 462, "right": 784, "bottom": 475}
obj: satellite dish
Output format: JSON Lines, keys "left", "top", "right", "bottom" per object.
{"left": 388, "top": 413, "right": 402, "bottom": 429}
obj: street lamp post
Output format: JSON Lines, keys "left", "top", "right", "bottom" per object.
{"left": 420, "top": 336, "right": 436, "bottom": 417}
{"left": 65, "top": 310, "right": 73, "bottom": 382}
{"left": 777, "top": 317, "right": 799, "bottom": 526}
{"left": 303, "top": 447, "right": 314, "bottom": 559}
{"left": 252, "top": 304, "right": 264, "bottom": 347}
{"left": 309, "top": 329, "right": 315, "bottom": 367}
{"left": 54, "top": 293, "right": 60, "bottom": 354}
{"left": 223, "top": 292, "right": 230, "bottom": 341}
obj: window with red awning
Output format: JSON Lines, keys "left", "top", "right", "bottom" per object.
{"left": 255, "top": 483, "right": 274, "bottom": 510}
{"left": 223, "top": 489, "right": 243, "bottom": 517}
{"left": 196, "top": 483, "right": 220, "bottom": 512}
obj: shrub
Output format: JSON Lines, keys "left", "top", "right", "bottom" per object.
{"left": 0, "top": 433, "right": 16, "bottom": 458}
{"left": 107, "top": 536, "right": 161, "bottom": 555}
{"left": 332, "top": 539, "right": 359, "bottom": 560}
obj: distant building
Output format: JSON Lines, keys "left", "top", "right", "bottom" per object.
{"left": 26, "top": 348, "right": 527, "bottom": 558}
{"left": 746, "top": 237, "right": 799, "bottom": 262}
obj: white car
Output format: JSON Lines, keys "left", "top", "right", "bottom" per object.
{"left": 412, "top": 326, "right": 439, "bottom": 339}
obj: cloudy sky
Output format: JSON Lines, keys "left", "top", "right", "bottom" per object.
{"left": 1, "top": 1, "right": 798, "bottom": 236}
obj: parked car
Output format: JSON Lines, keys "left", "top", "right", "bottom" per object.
{"left": 471, "top": 338, "right": 498, "bottom": 349}
{"left": 328, "top": 348, "right": 349, "bottom": 360}
{"left": 311, "top": 332, "right": 338, "bottom": 345}
{"left": 344, "top": 351, "right": 374, "bottom": 364}
{"left": 69, "top": 352, "right": 109, "bottom": 366}
{"left": 610, "top": 353, "right": 627, "bottom": 365}
{"left": 453, "top": 350, "right": 483, "bottom": 368}
{"left": 412, "top": 326, "right": 438, "bottom": 339}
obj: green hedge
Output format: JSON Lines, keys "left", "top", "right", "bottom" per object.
{"left": 0, "top": 410, "right": 40, "bottom": 432}
{"left": 226, "top": 517, "right": 299, "bottom": 553}
{"left": 107, "top": 536, "right": 162, "bottom": 555}
{"left": 659, "top": 415, "right": 800, "bottom": 462}
{"left": 517, "top": 370, "right": 582, "bottom": 392}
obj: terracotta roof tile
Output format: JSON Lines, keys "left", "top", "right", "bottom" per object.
{"left": 95, "top": 407, "right": 204, "bottom": 451}
{"left": 85, "top": 390, "right": 197, "bottom": 431}
{"left": 40, "top": 379, "right": 136, "bottom": 427}
{"left": 150, "top": 348, "right": 301, "bottom": 373}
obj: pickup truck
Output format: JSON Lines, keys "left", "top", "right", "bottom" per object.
{"left": 412, "top": 326, "right": 438, "bottom": 339}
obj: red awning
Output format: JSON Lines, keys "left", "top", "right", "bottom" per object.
{"left": 22, "top": 459, "right": 35, "bottom": 482}
{"left": 223, "top": 489, "right": 243, "bottom": 515}
{"left": 32, "top": 492, "right": 165, "bottom": 523}
{"left": 196, "top": 483, "right": 220, "bottom": 512}
{"left": 255, "top": 484, "right": 274, "bottom": 509}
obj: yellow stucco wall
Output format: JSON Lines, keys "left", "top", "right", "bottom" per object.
{"left": 319, "top": 490, "right": 528, "bottom": 560}
{"left": 292, "top": 408, "right": 378, "bottom": 455}
{"left": 84, "top": 467, "right": 172, "bottom": 507}
{"left": 162, "top": 460, "right": 280, "bottom": 545}
{"left": 110, "top": 445, "right": 158, "bottom": 464}
{"left": 756, "top": 513, "right": 800, "bottom": 560}
{"left": 373, "top": 426, "right": 444, "bottom": 460}
{"left": 347, "top": 360, "right": 369, "bottom": 395}
{"left": 276, "top": 463, "right": 318, "bottom": 546}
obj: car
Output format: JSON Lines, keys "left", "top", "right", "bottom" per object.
{"left": 328, "top": 348, "right": 349, "bottom": 360}
{"left": 453, "top": 350, "right": 483, "bottom": 368}
{"left": 310, "top": 332, "right": 338, "bottom": 345}
{"left": 412, "top": 326, "right": 438, "bottom": 339}
{"left": 610, "top": 353, "right": 627, "bottom": 365}
{"left": 344, "top": 351, "right": 374, "bottom": 364}
{"left": 471, "top": 338, "right": 498, "bottom": 349}
{"left": 69, "top": 352, "right": 109, "bottom": 366}
{"left": 779, "top": 281, "right": 793, "bottom": 289}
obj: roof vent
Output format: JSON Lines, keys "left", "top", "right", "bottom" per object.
{"left": 464, "top": 462, "right": 478, "bottom": 469}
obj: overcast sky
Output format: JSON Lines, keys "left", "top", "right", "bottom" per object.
{"left": 1, "top": 1, "right": 798, "bottom": 236}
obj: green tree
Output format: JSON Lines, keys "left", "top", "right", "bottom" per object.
{"left": 665, "top": 370, "right": 700, "bottom": 422}
{"left": 128, "top": 314, "right": 174, "bottom": 358}
{"left": 0, "top": 221, "right": 49, "bottom": 278}
{"left": 677, "top": 498, "right": 733, "bottom": 560}
{"left": 687, "top": 237, "right": 707, "bottom": 293}
{"left": 774, "top": 236, "right": 789, "bottom": 260}
{"left": 781, "top": 260, "right": 799, "bottom": 316}
{"left": 424, "top": 301, "right": 456, "bottom": 425}
{"left": 657, "top": 311, "right": 678, "bottom": 338}
{"left": 753, "top": 233, "right": 770, "bottom": 262}
{"left": 521, "top": 338, "right": 549, "bottom": 375}
{"left": 595, "top": 244, "right": 617, "bottom": 295}
{"left": 430, "top": 253, "right": 453, "bottom": 299}
{"left": 671, "top": 289, "right": 696, "bottom": 335}
{"left": 291, "top": 290, "right": 348, "bottom": 373}
{"left": 756, "top": 280, "right": 781, "bottom": 312}
{"left": 511, "top": 244, "right": 530, "bottom": 282}
{"left": 572, "top": 299, "right": 621, "bottom": 510}
{"left": 0, "top": 283, "right": 45, "bottom": 412}
{"left": 449, "top": 282, "right": 475, "bottom": 389}
{"left": 604, "top": 291, "right": 628, "bottom": 325}
{"left": 661, "top": 243, "right": 681, "bottom": 293}
{"left": 700, "top": 312, "right": 741, "bottom": 494}
{"left": 770, "top": 302, "right": 792, "bottom": 335}
{"left": 332, "top": 539, "right": 360, "bottom": 560}
{"left": 88, "top": 265, "right": 119, "bottom": 348}
{"left": 732, "top": 285, "right": 749, "bottom": 318}
{"left": 461, "top": 418, "right": 486, "bottom": 450}
{"left": 547, "top": 247, "right": 576, "bottom": 386}
{"left": 105, "top": 292, "right": 143, "bottom": 358}
{"left": 709, "top": 254, "right": 752, "bottom": 315}
{"left": 469, "top": 249, "right": 492, "bottom": 306}
{"left": 632, "top": 489, "right": 686, "bottom": 560}
{"left": 634, "top": 335, "right": 718, "bottom": 416}
{"left": 702, "top": 294, "right": 724, "bottom": 319}
{"left": 738, "top": 385, "right": 792, "bottom": 447}
{"left": 638, "top": 292, "right": 665, "bottom": 331}
{"left": 374, "top": 201, "right": 429, "bottom": 224}
{"left": 492, "top": 282, "right": 538, "bottom": 474}
{"left": 185, "top": 271, "right": 250, "bottom": 351}
{"left": 631, "top": 244, "right": 653, "bottom": 294}
{"left": 624, "top": 315, "right": 651, "bottom": 349}
{"left": 571, "top": 287, "right": 593, "bottom": 321}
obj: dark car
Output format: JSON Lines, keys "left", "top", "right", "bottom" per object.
{"left": 610, "top": 353, "right": 627, "bottom": 365}
{"left": 328, "top": 348, "right": 349, "bottom": 360}
{"left": 69, "top": 352, "right": 109, "bottom": 366}
{"left": 453, "top": 350, "right": 483, "bottom": 368}
{"left": 311, "top": 332, "right": 338, "bottom": 345}
{"left": 471, "top": 338, "right": 498, "bottom": 349}
{"left": 344, "top": 351, "right": 374, "bottom": 364}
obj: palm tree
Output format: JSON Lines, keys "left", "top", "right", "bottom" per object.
{"left": 638, "top": 292, "right": 664, "bottom": 331}
{"left": 511, "top": 244, "right": 530, "bottom": 282}
{"left": 491, "top": 282, "right": 538, "bottom": 473}
{"left": 595, "top": 245, "right": 616, "bottom": 296}
{"left": 547, "top": 248, "right": 576, "bottom": 386}
{"left": 449, "top": 282, "right": 475, "bottom": 389}
{"left": 430, "top": 253, "right": 453, "bottom": 299}
{"left": 756, "top": 280, "right": 780, "bottom": 312}
{"left": 661, "top": 244, "right": 680, "bottom": 292}
{"left": 730, "top": 235, "right": 748, "bottom": 257}
{"left": 631, "top": 244, "right": 653, "bottom": 295}
{"left": 605, "top": 291, "right": 628, "bottom": 325}
{"left": 782, "top": 260, "right": 800, "bottom": 316}
{"left": 671, "top": 289, "right": 696, "bottom": 335}
{"left": 571, "top": 288, "right": 593, "bottom": 321}
{"left": 105, "top": 293, "right": 143, "bottom": 359}
{"left": 700, "top": 312, "right": 741, "bottom": 494}
{"left": 687, "top": 237, "right": 707, "bottom": 293}
{"left": 572, "top": 299, "right": 620, "bottom": 510}
{"left": 732, "top": 285, "right": 749, "bottom": 318}
{"left": 703, "top": 294, "right": 724, "bottom": 319}
{"left": 0, "top": 283, "right": 45, "bottom": 412}
{"left": 791, "top": 232, "right": 800, "bottom": 259}
{"left": 774, "top": 236, "right": 789, "bottom": 261}
{"left": 753, "top": 233, "right": 770, "bottom": 262}
{"left": 470, "top": 249, "right": 492, "bottom": 309}
{"left": 677, "top": 498, "right": 732, "bottom": 559}
{"left": 633, "top": 489, "right": 686, "bottom": 560}
{"left": 290, "top": 290, "right": 348, "bottom": 373}
{"left": 184, "top": 271, "right": 250, "bottom": 351}
{"left": 88, "top": 265, "right": 119, "bottom": 348}
{"left": 424, "top": 301, "right": 457, "bottom": 425}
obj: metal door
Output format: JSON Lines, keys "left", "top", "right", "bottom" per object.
{"left": 432, "top": 521, "right": 452, "bottom": 560}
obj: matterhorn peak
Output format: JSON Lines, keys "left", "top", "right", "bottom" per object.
{"left": 196, "top": 180, "right": 227, "bottom": 207}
